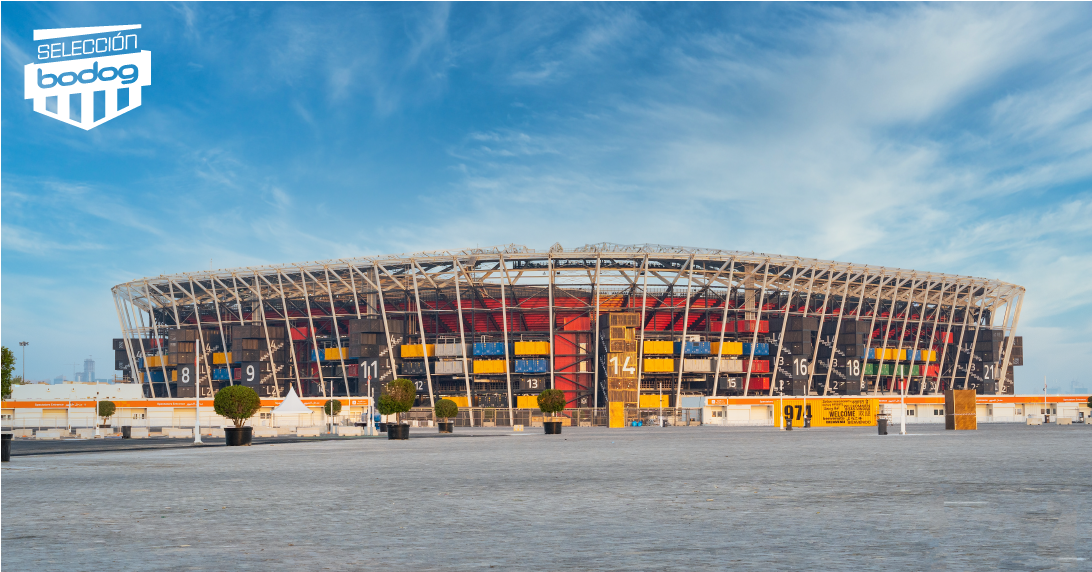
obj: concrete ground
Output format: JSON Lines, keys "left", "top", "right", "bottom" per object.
{"left": 2, "top": 423, "right": 1090, "bottom": 571}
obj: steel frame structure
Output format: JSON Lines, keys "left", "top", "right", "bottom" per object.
{"left": 112, "top": 243, "right": 1025, "bottom": 403}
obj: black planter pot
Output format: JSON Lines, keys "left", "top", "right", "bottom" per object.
{"left": 544, "top": 420, "right": 563, "bottom": 435}
{"left": 2, "top": 433, "right": 12, "bottom": 462}
{"left": 378, "top": 422, "right": 388, "bottom": 433}
{"left": 225, "top": 427, "right": 253, "bottom": 446}
{"left": 122, "top": 426, "right": 132, "bottom": 439}
{"left": 387, "top": 424, "right": 410, "bottom": 440}
{"left": 438, "top": 421, "right": 454, "bottom": 434}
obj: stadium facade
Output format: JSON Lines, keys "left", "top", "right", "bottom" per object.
{"left": 111, "top": 243, "right": 1026, "bottom": 414}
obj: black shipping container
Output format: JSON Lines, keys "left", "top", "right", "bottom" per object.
{"left": 786, "top": 342, "right": 813, "bottom": 356}
{"left": 773, "top": 316, "right": 820, "bottom": 332}
{"left": 782, "top": 330, "right": 815, "bottom": 343}
{"left": 837, "top": 344, "right": 868, "bottom": 357}
{"left": 237, "top": 349, "right": 262, "bottom": 362}
{"left": 349, "top": 318, "right": 405, "bottom": 334}
{"left": 232, "top": 339, "right": 263, "bottom": 352}
{"left": 975, "top": 338, "right": 1003, "bottom": 352}
{"left": 231, "top": 325, "right": 265, "bottom": 339}
{"left": 838, "top": 332, "right": 867, "bottom": 345}
{"left": 168, "top": 329, "right": 199, "bottom": 342}
{"left": 351, "top": 332, "right": 380, "bottom": 346}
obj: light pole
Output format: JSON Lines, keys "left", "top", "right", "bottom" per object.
{"left": 19, "top": 341, "right": 28, "bottom": 383}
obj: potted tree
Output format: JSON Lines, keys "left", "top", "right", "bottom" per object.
{"left": 434, "top": 399, "right": 459, "bottom": 433}
{"left": 324, "top": 399, "right": 342, "bottom": 434}
{"left": 378, "top": 378, "right": 416, "bottom": 440}
{"left": 213, "top": 385, "right": 261, "bottom": 446}
{"left": 537, "top": 389, "right": 566, "bottom": 434}
{"left": 98, "top": 400, "right": 116, "bottom": 432}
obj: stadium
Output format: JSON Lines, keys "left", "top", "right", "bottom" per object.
{"left": 106, "top": 243, "right": 1030, "bottom": 425}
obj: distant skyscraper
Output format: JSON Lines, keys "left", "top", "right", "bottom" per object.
{"left": 83, "top": 358, "right": 95, "bottom": 384}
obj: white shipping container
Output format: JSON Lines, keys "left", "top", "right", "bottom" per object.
{"left": 434, "top": 360, "right": 467, "bottom": 375}
{"left": 718, "top": 359, "right": 744, "bottom": 373}
{"left": 683, "top": 358, "right": 712, "bottom": 372}
{"left": 435, "top": 343, "right": 468, "bottom": 357}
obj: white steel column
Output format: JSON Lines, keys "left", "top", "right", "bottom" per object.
{"left": 411, "top": 269, "right": 435, "bottom": 408}
{"left": 674, "top": 255, "right": 697, "bottom": 405}
{"left": 498, "top": 255, "right": 515, "bottom": 426}
{"left": 294, "top": 270, "right": 326, "bottom": 398}
{"left": 592, "top": 255, "right": 602, "bottom": 410}
{"left": 251, "top": 273, "right": 280, "bottom": 396}
{"left": 324, "top": 268, "right": 352, "bottom": 399}
{"left": 548, "top": 256, "right": 556, "bottom": 390}
{"left": 272, "top": 272, "right": 303, "bottom": 395}
{"left": 743, "top": 260, "right": 771, "bottom": 397}
{"left": 637, "top": 255, "right": 650, "bottom": 398}
{"left": 769, "top": 265, "right": 804, "bottom": 397}
{"left": 711, "top": 258, "right": 737, "bottom": 397}
{"left": 453, "top": 258, "right": 474, "bottom": 427}
{"left": 142, "top": 282, "right": 171, "bottom": 394}
{"left": 373, "top": 264, "right": 400, "bottom": 379}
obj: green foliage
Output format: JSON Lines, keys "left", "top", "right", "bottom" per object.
{"left": 98, "top": 400, "right": 116, "bottom": 420}
{"left": 213, "top": 385, "right": 261, "bottom": 428}
{"left": 537, "top": 389, "right": 566, "bottom": 415}
{"left": 1, "top": 346, "right": 14, "bottom": 399}
{"left": 376, "top": 378, "right": 416, "bottom": 421}
{"left": 324, "top": 399, "right": 342, "bottom": 416}
{"left": 434, "top": 398, "right": 459, "bottom": 421}
{"left": 1087, "top": 395, "right": 1092, "bottom": 410}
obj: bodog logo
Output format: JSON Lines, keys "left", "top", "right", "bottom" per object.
{"left": 24, "top": 24, "right": 151, "bottom": 130}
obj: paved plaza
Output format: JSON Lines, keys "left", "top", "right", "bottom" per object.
{"left": 2, "top": 424, "right": 1090, "bottom": 570}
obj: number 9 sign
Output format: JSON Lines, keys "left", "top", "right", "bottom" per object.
{"left": 241, "top": 362, "right": 261, "bottom": 386}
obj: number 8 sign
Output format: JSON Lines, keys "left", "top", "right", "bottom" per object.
{"left": 178, "top": 364, "right": 195, "bottom": 386}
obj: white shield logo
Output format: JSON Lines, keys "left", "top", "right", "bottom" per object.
{"left": 24, "top": 24, "right": 151, "bottom": 130}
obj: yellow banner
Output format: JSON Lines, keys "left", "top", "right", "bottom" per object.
{"left": 775, "top": 398, "right": 878, "bottom": 427}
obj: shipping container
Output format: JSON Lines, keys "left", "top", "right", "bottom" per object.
{"left": 434, "top": 360, "right": 467, "bottom": 375}
{"left": 514, "top": 341, "right": 550, "bottom": 355}
{"left": 435, "top": 342, "right": 468, "bottom": 357}
{"left": 735, "top": 319, "right": 770, "bottom": 333}
{"left": 212, "top": 352, "right": 233, "bottom": 365}
{"left": 643, "top": 340, "right": 674, "bottom": 355}
{"left": 472, "top": 360, "right": 508, "bottom": 374}
{"left": 710, "top": 341, "right": 743, "bottom": 355}
{"left": 683, "top": 358, "right": 713, "bottom": 373}
{"left": 400, "top": 344, "right": 435, "bottom": 358}
{"left": 674, "top": 341, "right": 711, "bottom": 355}
{"left": 743, "top": 343, "right": 770, "bottom": 356}
{"left": 643, "top": 358, "right": 675, "bottom": 373}
{"left": 717, "top": 359, "right": 744, "bottom": 374}
{"left": 473, "top": 342, "right": 510, "bottom": 356}
{"left": 609, "top": 313, "right": 640, "bottom": 327}
{"left": 514, "top": 358, "right": 549, "bottom": 374}
{"left": 744, "top": 359, "right": 770, "bottom": 373}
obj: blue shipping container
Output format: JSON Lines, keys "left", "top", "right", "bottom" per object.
{"left": 148, "top": 369, "right": 166, "bottom": 383}
{"left": 673, "top": 341, "right": 711, "bottom": 355}
{"left": 515, "top": 359, "right": 549, "bottom": 374}
{"left": 212, "top": 368, "right": 231, "bottom": 381}
{"left": 742, "top": 343, "right": 770, "bottom": 356}
{"left": 474, "top": 342, "right": 509, "bottom": 356}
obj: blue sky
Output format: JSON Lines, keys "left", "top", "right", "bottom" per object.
{"left": 2, "top": 2, "right": 1090, "bottom": 392}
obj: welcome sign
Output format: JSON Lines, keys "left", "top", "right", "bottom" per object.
{"left": 23, "top": 24, "right": 151, "bottom": 130}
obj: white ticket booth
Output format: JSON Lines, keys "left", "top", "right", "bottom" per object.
{"left": 703, "top": 397, "right": 728, "bottom": 425}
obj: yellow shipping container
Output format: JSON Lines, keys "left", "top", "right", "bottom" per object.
{"left": 325, "top": 347, "right": 348, "bottom": 361}
{"left": 639, "top": 394, "right": 670, "bottom": 408}
{"left": 212, "top": 352, "right": 233, "bottom": 365}
{"left": 514, "top": 341, "right": 550, "bottom": 355}
{"left": 442, "top": 395, "right": 470, "bottom": 408}
{"left": 711, "top": 341, "right": 743, "bottom": 355}
{"left": 516, "top": 395, "right": 541, "bottom": 409}
{"left": 146, "top": 355, "right": 168, "bottom": 368}
{"left": 643, "top": 340, "right": 674, "bottom": 355}
{"left": 400, "top": 344, "right": 435, "bottom": 358}
{"left": 643, "top": 358, "right": 674, "bottom": 373}
{"left": 473, "top": 360, "right": 507, "bottom": 374}
{"left": 920, "top": 349, "right": 937, "bottom": 362}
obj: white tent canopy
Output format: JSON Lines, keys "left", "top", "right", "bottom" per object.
{"left": 270, "top": 387, "right": 314, "bottom": 415}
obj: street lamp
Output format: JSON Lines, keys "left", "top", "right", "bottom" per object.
{"left": 19, "top": 341, "right": 28, "bottom": 383}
